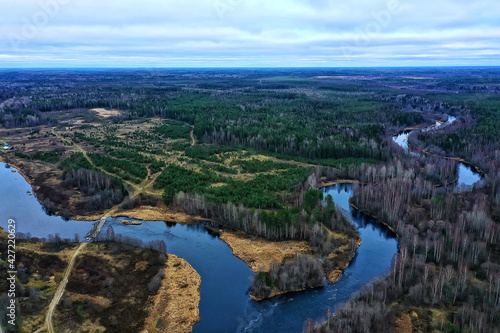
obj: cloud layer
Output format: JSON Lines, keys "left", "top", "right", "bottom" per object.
{"left": 1, "top": 0, "right": 499, "bottom": 67}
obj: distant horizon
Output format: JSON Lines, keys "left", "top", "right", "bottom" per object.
{"left": 1, "top": 65, "right": 500, "bottom": 70}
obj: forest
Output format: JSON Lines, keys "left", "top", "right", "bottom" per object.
{"left": 0, "top": 68, "right": 499, "bottom": 332}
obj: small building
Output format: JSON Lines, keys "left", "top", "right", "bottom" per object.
{"left": 1, "top": 141, "right": 13, "bottom": 152}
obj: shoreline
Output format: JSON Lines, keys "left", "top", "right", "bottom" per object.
{"left": 320, "top": 178, "right": 362, "bottom": 188}
{"left": 4, "top": 153, "right": 363, "bottom": 306}
{"left": 393, "top": 120, "right": 485, "bottom": 177}
{"left": 219, "top": 227, "right": 361, "bottom": 302}
{"left": 0, "top": 156, "right": 202, "bottom": 332}
{"left": 0, "top": 154, "right": 113, "bottom": 220}
{"left": 219, "top": 229, "right": 311, "bottom": 273}
{"left": 75, "top": 206, "right": 211, "bottom": 225}
{"left": 412, "top": 145, "right": 485, "bottom": 177}
{"left": 325, "top": 237, "right": 362, "bottom": 284}
{"left": 0, "top": 155, "right": 42, "bottom": 203}
{"left": 0, "top": 154, "right": 212, "bottom": 225}
{"left": 390, "top": 120, "right": 437, "bottom": 136}
{"left": 348, "top": 198, "right": 399, "bottom": 238}
{"left": 248, "top": 236, "right": 362, "bottom": 302}
{"left": 142, "top": 254, "right": 201, "bottom": 333}
{"left": 444, "top": 156, "right": 485, "bottom": 175}
{"left": 250, "top": 285, "right": 323, "bottom": 302}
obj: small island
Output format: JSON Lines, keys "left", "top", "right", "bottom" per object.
{"left": 119, "top": 219, "right": 143, "bottom": 225}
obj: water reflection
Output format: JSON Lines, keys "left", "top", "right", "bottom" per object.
{"left": 0, "top": 164, "right": 398, "bottom": 333}
{"left": 0, "top": 163, "right": 95, "bottom": 241}
{"left": 241, "top": 184, "right": 398, "bottom": 333}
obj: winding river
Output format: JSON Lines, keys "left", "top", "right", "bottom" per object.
{"left": 0, "top": 117, "right": 482, "bottom": 332}
{"left": 0, "top": 163, "right": 398, "bottom": 332}
{"left": 392, "top": 115, "right": 482, "bottom": 189}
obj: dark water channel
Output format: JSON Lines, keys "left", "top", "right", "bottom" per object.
{"left": 0, "top": 162, "right": 399, "bottom": 332}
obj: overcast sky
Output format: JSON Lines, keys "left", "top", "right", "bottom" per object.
{"left": 1, "top": 0, "right": 499, "bottom": 67}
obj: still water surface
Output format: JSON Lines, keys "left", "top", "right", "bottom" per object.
{"left": 0, "top": 163, "right": 398, "bottom": 332}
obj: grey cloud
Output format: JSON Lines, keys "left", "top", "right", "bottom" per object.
{"left": 0, "top": 0, "right": 498, "bottom": 67}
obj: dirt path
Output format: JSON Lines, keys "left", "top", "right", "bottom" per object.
{"left": 74, "top": 142, "right": 140, "bottom": 192}
{"left": 35, "top": 204, "right": 119, "bottom": 333}
{"left": 130, "top": 163, "right": 163, "bottom": 198}
{"left": 51, "top": 128, "right": 141, "bottom": 193}
{"left": 136, "top": 165, "right": 152, "bottom": 194}
{"left": 190, "top": 126, "right": 196, "bottom": 146}
{"left": 44, "top": 242, "right": 87, "bottom": 333}
{"left": 51, "top": 128, "right": 167, "bottom": 198}
{"left": 141, "top": 172, "right": 163, "bottom": 196}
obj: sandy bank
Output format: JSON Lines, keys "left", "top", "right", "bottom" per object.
{"left": 220, "top": 228, "right": 361, "bottom": 301}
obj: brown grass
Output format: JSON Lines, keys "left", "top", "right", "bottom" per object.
{"left": 55, "top": 242, "right": 192, "bottom": 333}
{"left": 219, "top": 230, "right": 311, "bottom": 273}
{"left": 120, "top": 220, "right": 143, "bottom": 225}
{"left": 395, "top": 313, "right": 413, "bottom": 333}
{"left": 325, "top": 237, "right": 362, "bottom": 284}
{"left": 111, "top": 206, "right": 211, "bottom": 224}
{"left": 142, "top": 255, "right": 201, "bottom": 333}
{"left": 320, "top": 177, "right": 361, "bottom": 188}
{"left": 0, "top": 229, "right": 78, "bottom": 333}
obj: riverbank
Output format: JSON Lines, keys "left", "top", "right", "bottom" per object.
{"left": 349, "top": 198, "right": 399, "bottom": 237}
{"left": 1, "top": 158, "right": 400, "bottom": 332}
{"left": 0, "top": 155, "right": 52, "bottom": 211}
{"left": 220, "top": 225, "right": 361, "bottom": 301}
{"left": 113, "top": 206, "right": 211, "bottom": 224}
{"left": 325, "top": 237, "right": 362, "bottom": 284}
{"left": 74, "top": 205, "right": 211, "bottom": 225}
{"left": 248, "top": 236, "right": 362, "bottom": 301}
{"left": 142, "top": 254, "right": 201, "bottom": 333}
{"left": 444, "top": 156, "right": 485, "bottom": 175}
{"left": 0, "top": 153, "right": 112, "bottom": 219}
{"left": 2, "top": 227, "right": 200, "bottom": 333}
{"left": 395, "top": 118, "right": 485, "bottom": 178}
{"left": 320, "top": 177, "right": 361, "bottom": 188}
{"left": 52, "top": 242, "right": 201, "bottom": 333}
{"left": 0, "top": 228, "right": 78, "bottom": 333}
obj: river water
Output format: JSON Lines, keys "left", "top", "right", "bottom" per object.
{"left": 0, "top": 162, "right": 399, "bottom": 332}
{"left": 392, "top": 115, "right": 482, "bottom": 188}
